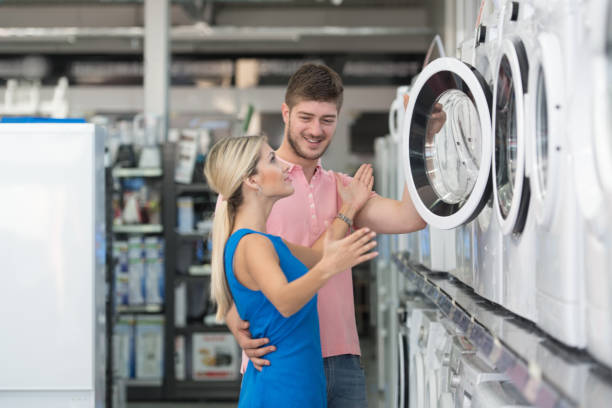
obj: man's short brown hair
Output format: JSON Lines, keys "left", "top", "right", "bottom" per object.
{"left": 285, "top": 63, "right": 344, "bottom": 111}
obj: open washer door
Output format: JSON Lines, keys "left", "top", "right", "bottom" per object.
{"left": 492, "top": 38, "right": 531, "bottom": 235}
{"left": 403, "top": 57, "right": 493, "bottom": 230}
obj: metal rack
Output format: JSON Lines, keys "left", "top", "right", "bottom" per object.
{"left": 392, "top": 252, "right": 612, "bottom": 408}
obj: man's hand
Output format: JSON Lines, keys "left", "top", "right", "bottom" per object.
{"left": 225, "top": 303, "right": 276, "bottom": 372}
{"left": 335, "top": 163, "right": 374, "bottom": 215}
{"left": 427, "top": 102, "right": 447, "bottom": 136}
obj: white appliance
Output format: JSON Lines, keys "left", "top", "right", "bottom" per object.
{"left": 465, "top": 2, "right": 505, "bottom": 307}
{"left": 375, "top": 135, "right": 403, "bottom": 407}
{"left": 397, "top": 294, "right": 435, "bottom": 408}
{"left": 402, "top": 10, "right": 498, "bottom": 301}
{"left": 491, "top": 0, "right": 538, "bottom": 322}
{"left": 576, "top": 0, "right": 612, "bottom": 366}
{"left": 0, "top": 122, "right": 106, "bottom": 407}
{"left": 422, "top": 314, "right": 454, "bottom": 408}
{"left": 374, "top": 136, "right": 393, "bottom": 394}
{"left": 527, "top": 0, "right": 587, "bottom": 347}
{"left": 408, "top": 308, "right": 440, "bottom": 408}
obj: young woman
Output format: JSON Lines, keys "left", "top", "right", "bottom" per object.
{"left": 204, "top": 135, "right": 378, "bottom": 407}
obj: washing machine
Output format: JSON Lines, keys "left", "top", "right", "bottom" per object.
{"left": 524, "top": 0, "right": 587, "bottom": 347}
{"left": 397, "top": 294, "right": 435, "bottom": 408}
{"left": 490, "top": 0, "right": 538, "bottom": 323}
{"left": 408, "top": 308, "right": 443, "bottom": 408}
{"left": 402, "top": 4, "right": 500, "bottom": 304}
{"left": 576, "top": 0, "right": 612, "bottom": 367}
{"left": 423, "top": 317, "right": 455, "bottom": 408}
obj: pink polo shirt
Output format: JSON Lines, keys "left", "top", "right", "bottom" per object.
{"left": 231, "top": 157, "right": 369, "bottom": 373}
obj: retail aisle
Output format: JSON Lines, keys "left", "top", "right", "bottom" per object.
{"left": 127, "top": 335, "right": 382, "bottom": 407}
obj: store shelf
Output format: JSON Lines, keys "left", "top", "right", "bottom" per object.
{"left": 176, "top": 230, "right": 209, "bottom": 240}
{"left": 126, "top": 383, "right": 163, "bottom": 402}
{"left": 391, "top": 252, "right": 611, "bottom": 408}
{"left": 175, "top": 183, "right": 214, "bottom": 195}
{"left": 113, "top": 224, "right": 163, "bottom": 234}
{"left": 126, "top": 379, "right": 163, "bottom": 387}
{"left": 188, "top": 264, "right": 211, "bottom": 276}
{"left": 117, "top": 304, "right": 163, "bottom": 314}
{"left": 112, "top": 167, "right": 163, "bottom": 178}
{"left": 175, "top": 324, "right": 228, "bottom": 335}
{"left": 173, "top": 380, "right": 240, "bottom": 400}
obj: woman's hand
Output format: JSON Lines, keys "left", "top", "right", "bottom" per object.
{"left": 318, "top": 227, "right": 378, "bottom": 278}
{"left": 335, "top": 163, "right": 374, "bottom": 214}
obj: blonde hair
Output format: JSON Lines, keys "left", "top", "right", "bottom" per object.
{"left": 204, "top": 135, "right": 267, "bottom": 321}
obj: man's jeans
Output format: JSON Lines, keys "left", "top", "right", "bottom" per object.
{"left": 324, "top": 354, "right": 368, "bottom": 408}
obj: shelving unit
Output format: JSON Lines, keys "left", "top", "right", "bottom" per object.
{"left": 165, "top": 143, "right": 241, "bottom": 402}
{"left": 391, "top": 252, "right": 612, "bottom": 408}
{"left": 107, "top": 143, "right": 241, "bottom": 403}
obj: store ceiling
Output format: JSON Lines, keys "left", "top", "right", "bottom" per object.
{"left": 0, "top": 0, "right": 434, "bottom": 53}
{"left": 0, "top": 0, "right": 427, "bottom": 6}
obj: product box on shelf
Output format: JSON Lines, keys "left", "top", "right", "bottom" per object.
{"left": 175, "top": 336, "right": 186, "bottom": 381}
{"left": 128, "top": 236, "right": 145, "bottom": 305}
{"left": 135, "top": 315, "right": 164, "bottom": 379}
{"left": 113, "top": 241, "right": 130, "bottom": 306}
{"left": 144, "top": 236, "right": 165, "bottom": 305}
{"left": 175, "top": 282, "right": 187, "bottom": 328}
{"left": 114, "top": 316, "right": 135, "bottom": 379}
{"left": 192, "top": 333, "right": 239, "bottom": 381}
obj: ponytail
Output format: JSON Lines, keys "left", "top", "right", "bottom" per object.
{"left": 210, "top": 199, "right": 233, "bottom": 321}
{"left": 204, "top": 135, "right": 266, "bottom": 322}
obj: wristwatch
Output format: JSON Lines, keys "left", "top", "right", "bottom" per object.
{"left": 336, "top": 212, "right": 353, "bottom": 232}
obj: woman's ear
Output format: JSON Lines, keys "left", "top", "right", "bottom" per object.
{"left": 243, "top": 175, "right": 261, "bottom": 193}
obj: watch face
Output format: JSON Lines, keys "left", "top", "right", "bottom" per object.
{"left": 535, "top": 66, "right": 549, "bottom": 200}
{"left": 424, "top": 89, "right": 482, "bottom": 206}
{"left": 494, "top": 54, "right": 519, "bottom": 219}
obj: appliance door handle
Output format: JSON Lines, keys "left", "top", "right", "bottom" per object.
{"left": 397, "top": 332, "right": 406, "bottom": 408}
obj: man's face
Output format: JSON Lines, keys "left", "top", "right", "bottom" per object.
{"left": 283, "top": 99, "right": 338, "bottom": 161}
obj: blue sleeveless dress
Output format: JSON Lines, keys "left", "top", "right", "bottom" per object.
{"left": 224, "top": 229, "right": 327, "bottom": 407}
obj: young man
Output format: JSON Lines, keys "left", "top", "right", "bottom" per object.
{"left": 225, "top": 63, "right": 426, "bottom": 407}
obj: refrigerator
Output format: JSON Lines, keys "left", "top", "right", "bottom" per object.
{"left": 0, "top": 122, "right": 106, "bottom": 408}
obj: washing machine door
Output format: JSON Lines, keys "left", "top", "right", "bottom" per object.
{"left": 528, "top": 33, "right": 564, "bottom": 228}
{"left": 403, "top": 57, "right": 493, "bottom": 230}
{"left": 492, "top": 38, "right": 531, "bottom": 235}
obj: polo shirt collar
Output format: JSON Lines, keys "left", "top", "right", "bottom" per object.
{"left": 276, "top": 155, "right": 323, "bottom": 174}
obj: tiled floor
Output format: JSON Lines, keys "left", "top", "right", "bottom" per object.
{"left": 128, "top": 335, "right": 383, "bottom": 408}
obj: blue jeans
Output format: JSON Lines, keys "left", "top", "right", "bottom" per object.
{"left": 324, "top": 354, "right": 368, "bottom": 408}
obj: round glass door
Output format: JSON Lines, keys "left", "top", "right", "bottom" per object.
{"left": 403, "top": 57, "right": 493, "bottom": 230}
{"left": 529, "top": 33, "right": 564, "bottom": 227}
{"left": 492, "top": 38, "right": 530, "bottom": 235}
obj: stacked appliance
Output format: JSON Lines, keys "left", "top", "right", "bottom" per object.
{"left": 527, "top": 0, "right": 587, "bottom": 348}
{"left": 577, "top": 0, "right": 612, "bottom": 367}
{"left": 402, "top": 11, "right": 497, "bottom": 305}
{"left": 0, "top": 122, "right": 106, "bottom": 407}
{"left": 491, "top": 0, "right": 538, "bottom": 323}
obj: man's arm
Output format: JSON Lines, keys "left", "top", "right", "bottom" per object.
{"left": 353, "top": 92, "right": 427, "bottom": 234}
{"left": 225, "top": 303, "right": 276, "bottom": 371}
{"left": 354, "top": 183, "right": 426, "bottom": 234}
